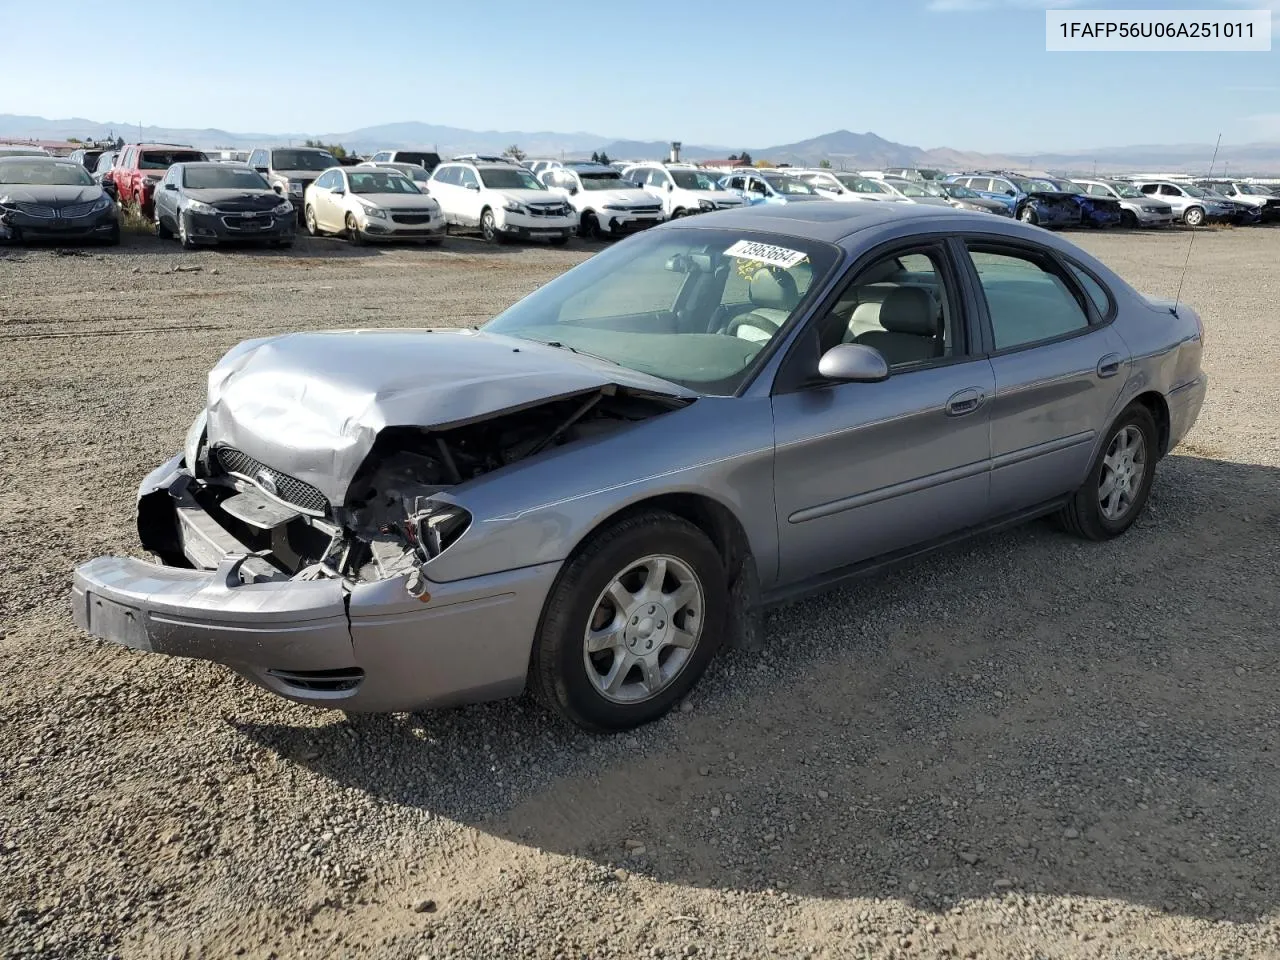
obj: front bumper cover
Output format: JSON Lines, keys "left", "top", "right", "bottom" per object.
{"left": 71, "top": 457, "right": 561, "bottom": 712}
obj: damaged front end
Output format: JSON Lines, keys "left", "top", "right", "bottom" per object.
{"left": 71, "top": 382, "right": 689, "bottom": 710}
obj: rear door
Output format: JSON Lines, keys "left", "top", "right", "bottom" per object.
{"left": 772, "top": 240, "right": 995, "bottom": 585}
{"left": 959, "top": 239, "right": 1130, "bottom": 515}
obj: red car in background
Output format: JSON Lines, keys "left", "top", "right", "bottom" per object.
{"left": 110, "top": 144, "right": 207, "bottom": 217}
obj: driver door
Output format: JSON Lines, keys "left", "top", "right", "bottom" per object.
{"left": 771, "top": 242, "right": 995, "bottom": 585}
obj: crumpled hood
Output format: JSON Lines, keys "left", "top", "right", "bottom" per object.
{"left": 205, "top": 328, "right": 694, "bottom": 505}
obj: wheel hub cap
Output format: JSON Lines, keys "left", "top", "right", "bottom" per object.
{"left": 583, "top": 555, "right": 704, "bottom": 704}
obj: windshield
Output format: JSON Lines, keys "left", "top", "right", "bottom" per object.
{"left": 392, "top": 152, "right": 439, "bottom": 169}
{"left": 480, "top": 168, "right": 543, "bottom": 190}
{"left": 0, "top": 161, "right": 95, "bottom": 185}
{"left": 1011, "top": 177, "right": 1059, "bottom": 193}
{"left": 94, "top": 153, "right": 116, "bottom": 173}
{"left": 347, "top": 171, "right": 419, "bottom": 195}
{"left": 837, "top": 175, "right": 887, "bottom": 193}
{"left": 1236, "top": 183, "right": 1270, "bottom": 195}
{"left": 580, "top": 173, "right": 628, "bottom": 191}
{"left": 1052, "top": 180, "right": 1085, "bottom": 195}
{"left": 1181, "top": 185, "right": 1212, "bottom": 199}
{"left": 183, "top": 166, "right": 270, "bottom": 190}
{"left": 892, "top": 182, "right": 930, "bottom": 197}
{"left": 763, "top": 176, "right": 817, "bottom": 195}
{"left": 1106, "top": 182, "right": 1143, "bottom": 198}
{"left": 482, "top": 229, "right": 839, "bottom": 394}
{"left": 671, "top": 170, "right": 722, "bottom": 190}
{"left": 270, "top": 149, "right": 337, "bottom": 171}
{"left": 139, "top": 150, "right": 205, "bottom": 170}
{"left": 940, "top": 183, "right": 977, "bottom": 199}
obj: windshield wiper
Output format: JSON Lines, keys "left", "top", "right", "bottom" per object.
{"left": 537, "top": 338, "right": 622, "bottom": 366}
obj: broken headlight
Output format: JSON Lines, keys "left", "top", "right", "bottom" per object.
{"left": 406, "top": 499, "right": 471, "bottom": 561}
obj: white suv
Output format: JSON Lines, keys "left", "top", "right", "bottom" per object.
{"left": 427, "top": 160, "right": 576, "bottom": 244}
{"left": 539, "top": 162, "right": 665, "bottom": 238}
{"left": 622, "top": 164, "right": 746, "bottom": 218}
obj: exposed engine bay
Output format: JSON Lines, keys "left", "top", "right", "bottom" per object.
{"left": 142, "top": 386, "right": 690, "bottom": 590}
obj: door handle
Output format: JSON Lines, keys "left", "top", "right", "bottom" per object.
{"left": 1096, "top": 353, "right": 1123, "bottom": 378}
{"left": 945, "top": 387, "right": 986, "bottom": 417}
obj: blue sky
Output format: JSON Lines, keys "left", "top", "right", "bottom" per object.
{"left": 2, "top": 0, "right": 1277, "bottom": 150}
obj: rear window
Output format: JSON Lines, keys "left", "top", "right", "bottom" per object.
{"left": 139, "top": 150, "right": 205, "bottom": 169}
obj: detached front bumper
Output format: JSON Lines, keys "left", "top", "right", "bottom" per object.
{"left": 599, "top": 212, "right": 664, "bottom": 236}
{"left": 71, "top": 457, "right": 560, "bottom": 712}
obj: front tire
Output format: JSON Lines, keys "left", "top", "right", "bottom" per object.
{"left": 1183, "top": 206, "right": 1205, "bottom": 227}
{"left": 1057, "top": 404, "right": 1157, "bottom": 541}
{"left": 1120, "top": 210, "right": 1138, "bottom": 228}
{"left": 529, "top": 511, "right": 728, "bottom": 731}
{"left": 480, "top": 207, "right": 500, "bottom": 244}
{"left": 305, "top": 205, "right": 320, "bottom": 237}
{"left": 154, "top": 209, "right": 172, "bottom": 240}
{"left": 177, "top": 215, "right": 196, "bottom": 250}
{"left": 345, "top": 212, "right": 364, "bottom": 245}
{"left": 1017, "top": 204, "right": 1038, "bottom": 225}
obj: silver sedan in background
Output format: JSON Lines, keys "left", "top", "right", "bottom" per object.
{"left": 72, "top": 203, "right": 1207, "bottom": 731}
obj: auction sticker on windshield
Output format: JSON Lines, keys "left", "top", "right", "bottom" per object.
{"left": 724, "top": 239, "right": 808, "bottom": 269}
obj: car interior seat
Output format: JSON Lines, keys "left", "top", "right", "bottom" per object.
{"left": 852, "top": 286, "right": 942, "bottom": 365}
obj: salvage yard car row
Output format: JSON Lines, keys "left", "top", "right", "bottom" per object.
{"left": 3, "top": 139, "right": 1280, "bottom": 248}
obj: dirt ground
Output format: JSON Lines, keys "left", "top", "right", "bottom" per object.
{"left": 1, "top": 225, "right": 1277, "bottom": 960}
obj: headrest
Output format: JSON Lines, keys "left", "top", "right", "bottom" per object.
{"left": 878, "top": 287, "right": 938, "bottom": 336}
{"left": 748, "top": 269, "right": 799, "bottom": 311}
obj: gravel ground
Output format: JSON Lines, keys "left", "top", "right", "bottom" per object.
{"left": 1, "top": 226, "right": 1277, "bottom": 960}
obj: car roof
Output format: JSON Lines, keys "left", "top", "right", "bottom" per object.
{"left": 663, "top": 200, "right": 1024, "bottom": 243}
{"left": 177, "top": 161, "right": 250, "bottom": 169}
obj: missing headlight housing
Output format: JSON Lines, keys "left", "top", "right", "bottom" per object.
{"left": 408, "top": 499, "right": 472, "bottom": 561}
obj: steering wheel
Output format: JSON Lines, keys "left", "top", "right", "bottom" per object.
{"left": 725, "top": 312, "right": 781, "bottom": 340}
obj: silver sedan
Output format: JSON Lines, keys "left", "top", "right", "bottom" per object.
{"left": 72, "top": 204, "right": 1208, "bottom": 731}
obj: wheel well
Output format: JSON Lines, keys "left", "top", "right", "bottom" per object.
{"left": 584, "top": 494, "right": 752, "bottom": 581}
{"left": 1130, "top": 390, "right": 1171, "bottom": 457}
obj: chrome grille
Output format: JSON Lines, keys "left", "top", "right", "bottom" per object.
{"left": 527, "top": 204, "right": 570, "bottom": 218}
{"left": 13, "top": 202, "right": 55, "bottom": 218}
{"left": 59, "top": 200, "right": 101, "bottom": 218}
{"left": 213, "top": 447, "right": 329, "bottom": 515}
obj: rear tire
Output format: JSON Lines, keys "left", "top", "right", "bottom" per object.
{"left": 529, "top": 511, "right": 728, "bottom": 732}
{"left": 1184, "top": 206, "right": 1205, "bottom": 227}
{"left": 1120, "top": 210, "right": 1138, "bottom": 228}
{"left": 1057, "top": 404, "right": 1157, "bottom": 541}
{"left": 305, "top": 205, "right": 320, "bottom": 237}
{"left": 154, "top": 211, "right": 171, "bottom": 240}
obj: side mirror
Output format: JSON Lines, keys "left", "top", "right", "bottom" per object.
{"left": 817, "top": 343, "right": 890, "bottom": 383}
{"left": 466, "top": 182, "right": 480, "bottom": 191}
{"left": 665, "top": 182, "right": 674, "bottom": 192}
{"left": 272, "top": 184, "right": 282, "bottom": 193}
{"left": 254, "top": 165, "right": 268, "bottom": 174}
{"left": 332, "top": 186, "right": 345, "bottom": 196}
{"left": 164, "top": 182, "right": 177, "bottom": 191}
{"left": 568, "top": 186, "right": 578, "bottom": 196}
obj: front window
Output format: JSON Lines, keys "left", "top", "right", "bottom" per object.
{"left": 0, "top": 161, "right": 94, "bottom": 185}
{"left": 837, "top": 175, "right": 887, "bottom": 194}
{"left": 1182, "top": 185, "right": 1211, "bottom": 199}
{"left": 182, "top": 166, "right": 270, "bottom": 190}
{"left": 482, "top": 229, "right": 840, "bottom": 395}
{"left": 1011, "top": 177, "right": 1058, "bottom": 193}
{"left": 139, "top": 150, "right": 205, "bottom": 170}
{"left": 670, "top": 170, "right": 722, "bottom": 190}
{"left": 1108, "top": 183, "right": 1143, "bottom": 199}
{"left": 894, "top": 182, "right": 930, "bottom": 198}
{"left": 762, "top": 176, "right": 817, "bottom": 196}
{"left": 1052, "top": 180, "right": 1085, "bottom": 195}
{"left": 347, "top": 171, "right": 419, "bottom": 194}
{"left": 579, "top": 172, "right": 628, "bottom": 191}
{"left": 479, "top": 168, "right": 544, "bottom": 190}
{"left": 270, "top": 149, "right": 337, "bottom": 171}
{"left": 941, "top": 183, "right": 978, "bottom": 199}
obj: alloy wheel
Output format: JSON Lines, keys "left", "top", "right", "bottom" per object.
{"left": 582, "top": 555, "right": 704, "bottom": 704}
{"left": 1098, "top": 425, "right": 1146, "bottom": 521}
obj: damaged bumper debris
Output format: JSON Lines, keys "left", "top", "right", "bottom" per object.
{"left": 71, "top": 328, "right": 692, "bottom": 712}
{"left": 71, "top": 454, "right": 560, "bottom": 710}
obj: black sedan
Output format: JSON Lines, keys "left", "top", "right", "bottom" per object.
{"left": 0, "top": 157, "right": 119, "bottom": 244}
{"left": 153, "top": 162, "right": 296, "bottom": 248}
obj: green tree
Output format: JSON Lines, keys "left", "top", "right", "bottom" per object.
{"left": 728, "top": 153, "right": 739, "bottom": 162}
{"left": 818, "top": 158, "right": 832, "bottom": 169}
{"left": 304, "top": 138, "right": 347, "bottom": 158}
{"left": 506, "top": 144, "right": 526, "bottom": 161}
{"left": 591, "top": 151, "right": 600, "bottom": 163}
{"left": 738, "top": 151, "right": 753, "bottom": 166}
{"left": 597, "top": 150, "right": 611, "bottom": 166}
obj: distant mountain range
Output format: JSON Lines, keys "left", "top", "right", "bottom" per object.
{"left": 3, "top": 114, "right": 1278, "bottom": 174}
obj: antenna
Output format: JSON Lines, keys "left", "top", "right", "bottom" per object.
{"left": 1173, "top": 133, "right": 1221, "bottom": 315}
